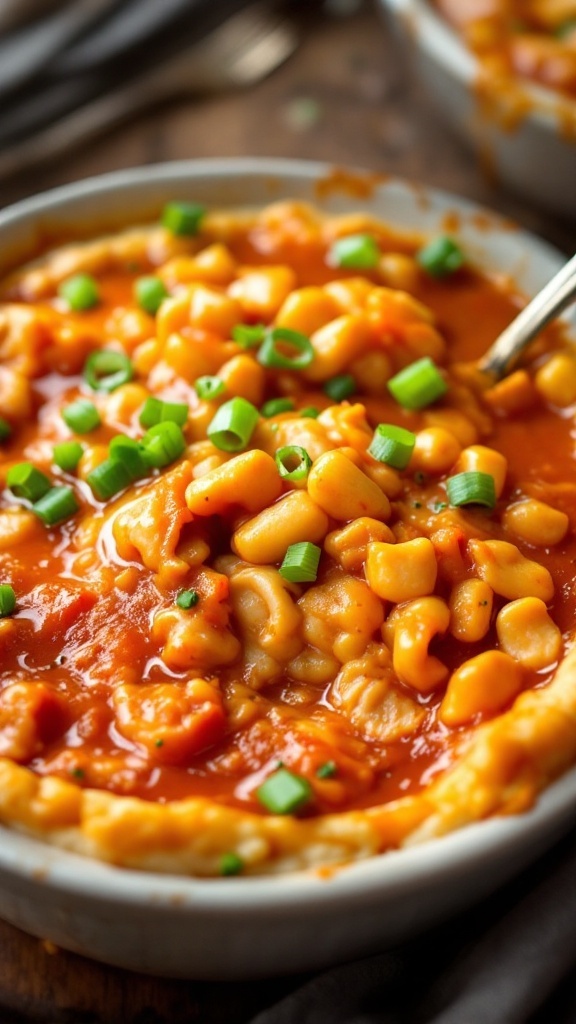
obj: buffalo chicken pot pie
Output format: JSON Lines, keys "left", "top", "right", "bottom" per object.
{"left": 433, "top": 1, "right": 576, "bottom": 102}
{"left": 0, "top": 199, "right": 575, "bottom": 877}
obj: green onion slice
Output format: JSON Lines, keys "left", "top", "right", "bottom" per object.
{"left": 53, "top": 441, "right": 84, "bottom": 473}
{"left": 87, "top": 459, "right": 132, "bottom": 501}
{"left": 176, "top": 589, "right": 199, "bottom": 609}
{"left": 257, "top": 328, "right": 314, "bottom": 371}
{"left": 323, "top": 374, "right": 356, "bottom": 402}
{"left": 194, "top": 375, "right": 226, "bottom": 401}
{"left": 7, "top": 462, "right": 51, "bottom": 502}
{"left": 261, "top": 397, "right": 295, "bottom": 418}
{"left": 140, "top": 421, "right": 186, "bottom": 469}
{"left": 232, "top": 323, "right": 266, "bottom": 348}
{"left": 138, "top": 396, "right": 188, "bottom": 428}
{"left": 279, "top": 541, "right": 321, "bottom": 583}
{"left": 417, "top": 236, "right": 464, "bottom": 278}
{"left": 368, "top": 424, "right": 416, "bottom": 470}
{"left": 256, "top": 767, "right": 313, "bottom": 815}
{"left": 58, "top": 273, "right": 100, "bottom": 311}
{"left": 62, "top": 399, "right": 101, "bottom": 433}
{"left": 0, "top": 584, "right": 16, "bottom": 617}
{"left": 299, "top": 406, "right": 319, "bottom": 419}
{"left": 134, "top": 275, "right": 169, "bottom": 315}
{"left": 33, "top": 485, "right": 79, "bottom": 525}
{"left": 446, "top": 471, "right": 496, "bottom": 509}
{"left": 83, "top": 350, "right": 133, "bottom": 393}
{"left": 275, "top": 445, "right": 312, "bottom": 483}
{"left": 556, "top": 18, "right": 576, "bottom": 37}
{"left": 207, "top": 397, "right": 259, "bottom": 452}
{"left": 327, "top": 233, "right": 380, "bottom": 270}
{"left": 316, "top": 760, "right": 337, "bottom": 779}
{"left": 219, "top": 852, "right": 244, "bottom": 876}
{"left": 0, "top": 417, "right": 11, "bottom": 442}
{"left": 162, "top": 201, "right": 205, "bottom": 236}
{"left": 108, "top": 435, "right": 150, "bottom": 480}
{"left": 387, "top": 357, "right": 447, "bottom": 410}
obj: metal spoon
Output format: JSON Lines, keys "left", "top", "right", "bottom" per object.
{"left": 479, "top": 251, "right": 576, "bottom": 380}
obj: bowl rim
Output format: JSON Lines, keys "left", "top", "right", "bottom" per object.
{"left": 2, "top": 765, "right": 576, "bottom": 912}
{"left": 0, "top": 156, "right": 566, "bottom": 270}
{"left": 0, "top": 155, "right": 575, "bottom": 913}
{"left": 378, "top": 0, "right": 576, "bottom": 128}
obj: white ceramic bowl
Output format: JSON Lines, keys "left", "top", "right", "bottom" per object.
{"left": 1, "top": 158, "right": 576, "bottom": 980}
{"left": 378, "top": 0, "right": 576, "bottom": 218}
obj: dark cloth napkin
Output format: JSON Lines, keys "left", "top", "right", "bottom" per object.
{"left": 248, "top": 823, "right": 576, "bottom": 1024}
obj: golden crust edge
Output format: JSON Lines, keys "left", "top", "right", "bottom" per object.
{"left": 0, "top": 644, "right": 573, "bottom": 876}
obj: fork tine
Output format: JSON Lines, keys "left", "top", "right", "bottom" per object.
{"left": 199, "top": 4, "right": 298, "bottom": 86}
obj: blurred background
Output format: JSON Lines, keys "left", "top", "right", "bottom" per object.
{"left": 0, "top": 0, "right": 573, "bottom": 253}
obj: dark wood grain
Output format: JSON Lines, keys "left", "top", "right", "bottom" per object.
{"left": 0, "top": 916, "right": 308, "bottom": 1023}
{"left": 0, "top": 3, "right": 574, "bottom": 1022}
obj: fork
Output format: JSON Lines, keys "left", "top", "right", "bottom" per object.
{"left": 0, "top": 2, "right": 298, "bottom": 182}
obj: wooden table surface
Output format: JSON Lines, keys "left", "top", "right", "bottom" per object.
{"left": 0, "top": 2, "right": 574, "bottom": 1021}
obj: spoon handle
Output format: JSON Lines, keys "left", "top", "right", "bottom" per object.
{"left": 479, "top": 251, "right": 576, "bottom": 380}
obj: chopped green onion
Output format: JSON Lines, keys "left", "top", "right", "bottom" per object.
{"left": 232, "top": 323, "right": 266, "bottom": 348}
{"left": 446, "top": 471, "right": 496, "bottom": 509}
{"left": 161, "top": 201, "right": 205, "bottom": 236}
{"left": 275, "top": 445, "right": 312, "bottom": 483}
{"left": 84, "top": 350, "right": 133, "bottom": 393}
{"left": 156, "top": 400, "right": 188, "bottom": 427}
{"left": 261, "top": 397, "right": 295, "bottom": 418}
{"left": 327, "top": 233, "right": 380, "bottom": 270}
{"left": 58, "top": 273, "right": 100, "bottom": 311}
{"left": 109, "top": 435, "right": 150, "bottom": 480}
{"left": 138, "top": 396, "right": 188, "bottom": 428}
{"left": 387, "top": 357, "right": 447, "bottom": 410}
{"left": 417, "top": 236, "right": 464, "bottom": 278}
{"left": 53, "top": 441, "right": 83, "bottom": 473}
{"left": 556, "top": 18, "right": 576, "bottom": 38}
{"left": 62, "top": 399, "right": 101, "bottom": 433}
{"left": 176, "top": 589, "right": 199, "bottom": 609}
{"left": 207, "top": 397, "right": 259, "bottom": 453}
{"left": 0, "top": 584, "right": 16, "bottom": 617}
{"left": 323, "top": 374, "right": 356, "bottom": 402}
{"left": 87, "top": 459, "right": 132, "bottom": 500}
{"left": 279, "top": 541, "right": 321, "bottom": 583}
{"left": 138, "top": 396, "right": 162, "bottom": 427}
{"left": 7, "top": 462, "right": 51, "bottom": 502}
{"left": 299, "top": 406, "right": 319, "bottom": 419}
{"left": 194, "top": 376, "right": 226, "bottom": 401}
{"left": 219, "top": 852, "right": 244, "bottom": 876}
{"left": 134, "top": 276, "right": 169, "bottom": 315}
{"left": 0, "top": 417, "right": 11, "bottom": 442}
{"left": 140, "top": 421, "right": 186, "bottom": 468}
{"left": 368, "top": 424, "right": 416, "bottom": 469}
{"left": 257, "top": 328, "right": 314, "bottom": 371}
{"left": 256, "top": 767, "right": 313, "bottom": 815}
{"left": 33, "top": 485, "right": 79, "bottom": 525}
{"left": 316, "top": 761, "right": 337, "bottom": 779}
